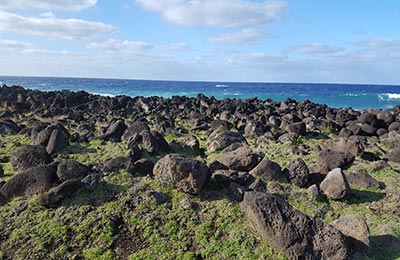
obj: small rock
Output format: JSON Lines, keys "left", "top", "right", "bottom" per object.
{"left": 81, "top": 173, "right": 100, "bottom": 191}
{"left": 148, "top": 191, "right": 168, "bottom": 205}
{"left": 178, "top": 197, "right": 193, "bottom": 210}
{"left": 307, "top": 184, "right": 319, "bottom": 200}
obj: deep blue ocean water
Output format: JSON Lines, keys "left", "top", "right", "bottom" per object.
{"left": 1, "top": 76, "right": 400, "bottom": 110}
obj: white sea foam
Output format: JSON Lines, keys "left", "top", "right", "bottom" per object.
{"left": 343, "top": 93, "right": 368, "bottom": 97}
{"left": 216, "top": 84, "right": 229, "bottom": 88}
{"left": 92, "top": 92, "right": 116, "bottom": 97}
{"left": 387, "top": 93, "right": 400, "bottom": 99}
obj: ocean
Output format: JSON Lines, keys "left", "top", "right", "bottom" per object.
{"left": 1, "top": 76, "right": 400, "bottom": 110}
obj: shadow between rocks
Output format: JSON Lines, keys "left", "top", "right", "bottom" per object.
{"left": 370, "top": 234, "right": 400, "bottom": 260}
{"left": 346, "top": 189, "right": 386, "bottom": 204}
{"left": 60, "top": 143, "right": 97, "bottom": 155}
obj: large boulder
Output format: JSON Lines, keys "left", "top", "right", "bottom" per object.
{"left": 206, "top": 129, "right": 246, "bottom": 153}
{"left": 10, "top": 145, "right": 53, "bottom": 172}
{"left": 324, "top": 137, "right": 364, "bottom": 156}
{"left": 153, "top": 154, "right": 210, "bottom": 194}
{"left": 31, "top": 123, "right": 70, "bottom": 146}
{"left": 249, "top": 160, "right": 285, "bottom": 182}
{"left": 99, "top": 119, "right": 127, "bottom": 142}
{"left": 243, "top": 192, "right": 348, "bottom": 260}
{"left": 46, "top": 129, "right": 69, "bottom": 155}
{"left": 317, "top": 149, "right": 355, "bottom": 173}
{"left": 285, "top": 158, "right": 309, "bottom": 187}
{"left": 121, "top": 121, "right": 150, "bottom": 142}
{"left": 38, "top": 179, "right": 83, "bottom": 207}
{"left": 331, "top": 214, "right": 370, "bottom": 255}
{"left": 0, "top": 164, "right": 58, "bottom": 199}
{"left": 57, "top": 160, "right": 89, "bottom": 181}
{"left": 215, "top": 147, "right": 262, "bottom": 172}
{"left": 320, "top": 168, "right": 351, "bottom": 200}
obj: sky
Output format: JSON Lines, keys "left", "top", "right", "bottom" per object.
{"left": 0, "top": 0, "right": 399, "bottom": 84}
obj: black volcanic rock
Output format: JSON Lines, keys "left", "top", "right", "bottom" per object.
{"left": 243, "top": 191, "right": 349, "bottom": 260}
{"left": 153, "top": 154, "right": 210, "bottom": 194}
{"left": 10, "top": 145, "right": 53, "bottom": 172}
{"left": 317, "top": 149, "right": 355, "bottom": 174}
{"left": 0, "top": 164, "right": 58, "bottom": 199}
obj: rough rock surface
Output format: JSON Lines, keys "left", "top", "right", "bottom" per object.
{"left": 385, "top": 147, "right": 400, "bottom": 163}
{"left": 0, "top": 164, "right": 58, "bottom": 199}
{"left": 57, "top": 160, "right": 89, "bottom": 181}
{"left": 153, "top": 154, "right": 210, "bottom": 194}
{"left": 242, "top": 191, "right": 348, "bottom": 260}
{"left": 46, "top": 129, "right": 69, "bottom": 155}
{"left": 317, "top": 149, "right": 355, "bottom": 173}
{"left": 285, "top": 158, "right": 310, "bottom": 187}
{"left": 10, "top": 145, "right": 53, "bottom": 172}
{"left": 320, "top": 168, "right": 351, "bottom": 200}
{"left": 206, "top": 129, "right": 246, "bottom": 153}
{"left": 331, "top": 214, "right": 370, "bottom": 255}
{"left": 38, "top": 179, "right": 83, "bottom": 207}
{"left": 215, "top": 147, "right": 262, "bottom": 172}
{"left": 102, "top": 156, "right": 136, "bottom": 174}
{"left": 249, "top": 160, "right": 284, "bottom": 182}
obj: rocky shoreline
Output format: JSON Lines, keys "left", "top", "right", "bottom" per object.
{"left": 0, "top": 85, "right": 399, "bottom": 259}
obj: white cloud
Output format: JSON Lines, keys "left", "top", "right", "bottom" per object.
{"left": 157, "top": 42, "right": 190, "bottom": 51}
{"left": 0, "top": 39, "right": 34, "bottom": 49}
{"left": 0, "top": 0, "right": 97, "bottom": 11}
{"left": 356, "top": 38, "right": 400, "bottom": 49}
{"left": 88, "top": 39, "right": 152, "bottom": 52}
{"left": 285, "top": 43, "right": 345, "bottom": 58}
{"left": 0, "top": 11, "right": 117, "bottom": 40}
{"left": 136, "top": 0, "right": 287, "bottom": 27}
{"left": 208, "top": 28, "right": 269, "bottom": 45}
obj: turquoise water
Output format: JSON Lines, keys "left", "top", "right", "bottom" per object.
{"left": 1, "top": 76, "right": 400, "bottom": 110}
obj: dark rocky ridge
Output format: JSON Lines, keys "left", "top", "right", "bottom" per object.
{"left": 0, "top": 85, "right": 399, "bottom": 259}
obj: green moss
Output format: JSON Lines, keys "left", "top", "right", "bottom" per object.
{"left": 83, "top": 248, "right": 116, "bottom": 260}
{"left": 62, "top": 140, "right": 129, "bottom": 165}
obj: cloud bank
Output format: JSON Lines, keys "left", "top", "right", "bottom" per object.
{"left": 0, "top": 11, "right": 117, "bottom": 40}
{"left": 136, "top": 0, "right": 287, "bottom": 27}
{"left": 0, "top": 0, "right": 97, "bottom": 11}
{"left": 208, "top": 28, "right": 269, "bottom": 45}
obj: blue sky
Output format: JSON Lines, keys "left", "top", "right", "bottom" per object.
{"left": 0, "top": 0, "right": 399, "bottom": 84}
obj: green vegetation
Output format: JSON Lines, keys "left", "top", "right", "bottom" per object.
{"left": 1, "top": 128, "right": 399, "bottom": 260}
